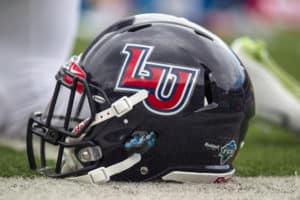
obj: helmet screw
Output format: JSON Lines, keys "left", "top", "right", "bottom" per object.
{"left": 123, "top": 119, "right": 129, "bottom": 124}
{"left": 140, "top": 166, "right": 149, "bottom": 175}
{"left": 79, "top": 150, "right": 90, "bottom": 162}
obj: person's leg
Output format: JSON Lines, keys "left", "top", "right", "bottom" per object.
{"left": 0, "top": 0, "right": 80, "bottom": 137}
{"left": 0, "top": 84, "right": 9, "bottom": 132}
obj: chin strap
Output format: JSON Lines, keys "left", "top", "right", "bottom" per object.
{"left": 67, "top": 90, "right": 148, "bottom": 183}
{"left": 68, "top": 153, "right": 142, "bottom": 184}
{"left": 90, "top": 89, "right": 148, "bottom": 127}
{"left": 72, "top": 89, "right": 148, "bottom": 134}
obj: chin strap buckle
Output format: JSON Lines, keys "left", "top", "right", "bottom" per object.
{"left": 68, "top": 153, "right": 142, "bottom": 184}
{"left": 88, "top": 167, "right": 110, "bottom": 183}
{"left": 111, "top": 96, "right": 133, "bottom": 117}
{"left": 90, "top": 90, "right": 148, "bottom": 127}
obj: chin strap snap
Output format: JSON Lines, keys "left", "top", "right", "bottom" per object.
{"left": 68, "top": 153, "right": 142, "bottom": 184}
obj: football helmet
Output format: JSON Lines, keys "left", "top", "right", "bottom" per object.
{"left": 26, "top": 14, "right": 254, "bottom": 183}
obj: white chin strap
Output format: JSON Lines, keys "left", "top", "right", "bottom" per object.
{"left": 90, "top": 89, "right": 148, "bottom": 127}
{"left": 68, "top": 153, "right": 142, "bottom": 184}
{"left": 67, "top": 90, "right": 148, "bottom": 184}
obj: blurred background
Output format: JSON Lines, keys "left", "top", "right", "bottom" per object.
{"left": 76, "top": 0, "right": 300, "bottom": 77}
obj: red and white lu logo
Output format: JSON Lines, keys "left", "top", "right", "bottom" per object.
{"left": 115, "top": 44, "right": 199, "bottom": 115}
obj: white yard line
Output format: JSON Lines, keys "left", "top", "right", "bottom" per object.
{"left": 0, "top": 177, "right": 299, "bottom": 200}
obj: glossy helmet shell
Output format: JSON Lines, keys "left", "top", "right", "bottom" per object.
{"left": 74, "top": 14, "right": 255, "bottom": 181}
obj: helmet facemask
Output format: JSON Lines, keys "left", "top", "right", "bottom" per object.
{"left": 26, "top": 55, "right": 148, "bottom": 178}
{"left": 26, "top": 56, "right": 107, "bottom": 177}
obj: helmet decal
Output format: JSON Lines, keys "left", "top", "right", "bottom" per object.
{"left": 115, "top": 43, "right": 199, "bottom": 115}
{"left": 218, "top": 140, "right": 237, "bottom": 165}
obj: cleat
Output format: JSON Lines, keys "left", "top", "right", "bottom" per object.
{"left": 232, "top": 37, "right": 300, "bottom": 132}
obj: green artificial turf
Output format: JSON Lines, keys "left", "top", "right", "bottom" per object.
{"left": 267, "top": 31, "right": 300, "bottom": 81}
{"left": 72, "top": 38, "right": 92, "bottom": 55}
{"left": 234, "top": 119, "right": 300, "bottom": 176}
{"left": 0, "top": 146, "right": 36, "bottom": 177}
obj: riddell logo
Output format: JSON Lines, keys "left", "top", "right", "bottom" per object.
{"left": 214, "top": 177, "right": 229, "bottom": 184}
{"left": 115, "top": 44, "right": 199, "bottom": 115}
{"left": 72, "top": 118, "right": 89, "bottom": 134}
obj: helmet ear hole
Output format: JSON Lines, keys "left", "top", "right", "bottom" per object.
{"left": 204, "top": 69, "right": 213, "bottom": 105}
{"left": 102, "top": 128, "right": 134, "bottom": 143}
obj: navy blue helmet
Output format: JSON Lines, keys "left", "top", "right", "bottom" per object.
{"left": 26, "top": 14, "right": 254, "bottom": 183}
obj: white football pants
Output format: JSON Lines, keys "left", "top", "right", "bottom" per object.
{"left": 0, "top": 0, "right": 80, "bottom": 137}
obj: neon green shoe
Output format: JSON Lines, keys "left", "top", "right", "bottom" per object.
{"left": 232, "top": 37, "right": 300, "bottom": 132}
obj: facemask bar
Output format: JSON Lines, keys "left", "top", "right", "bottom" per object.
{"left": 26, "top": 66, "right": 110, "bottom": 176}
{"left": 26, "top": 118, "right": 100, "bottom": 177}
{"left": 35, "top": 67, "right": 97, "bottom": 137}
